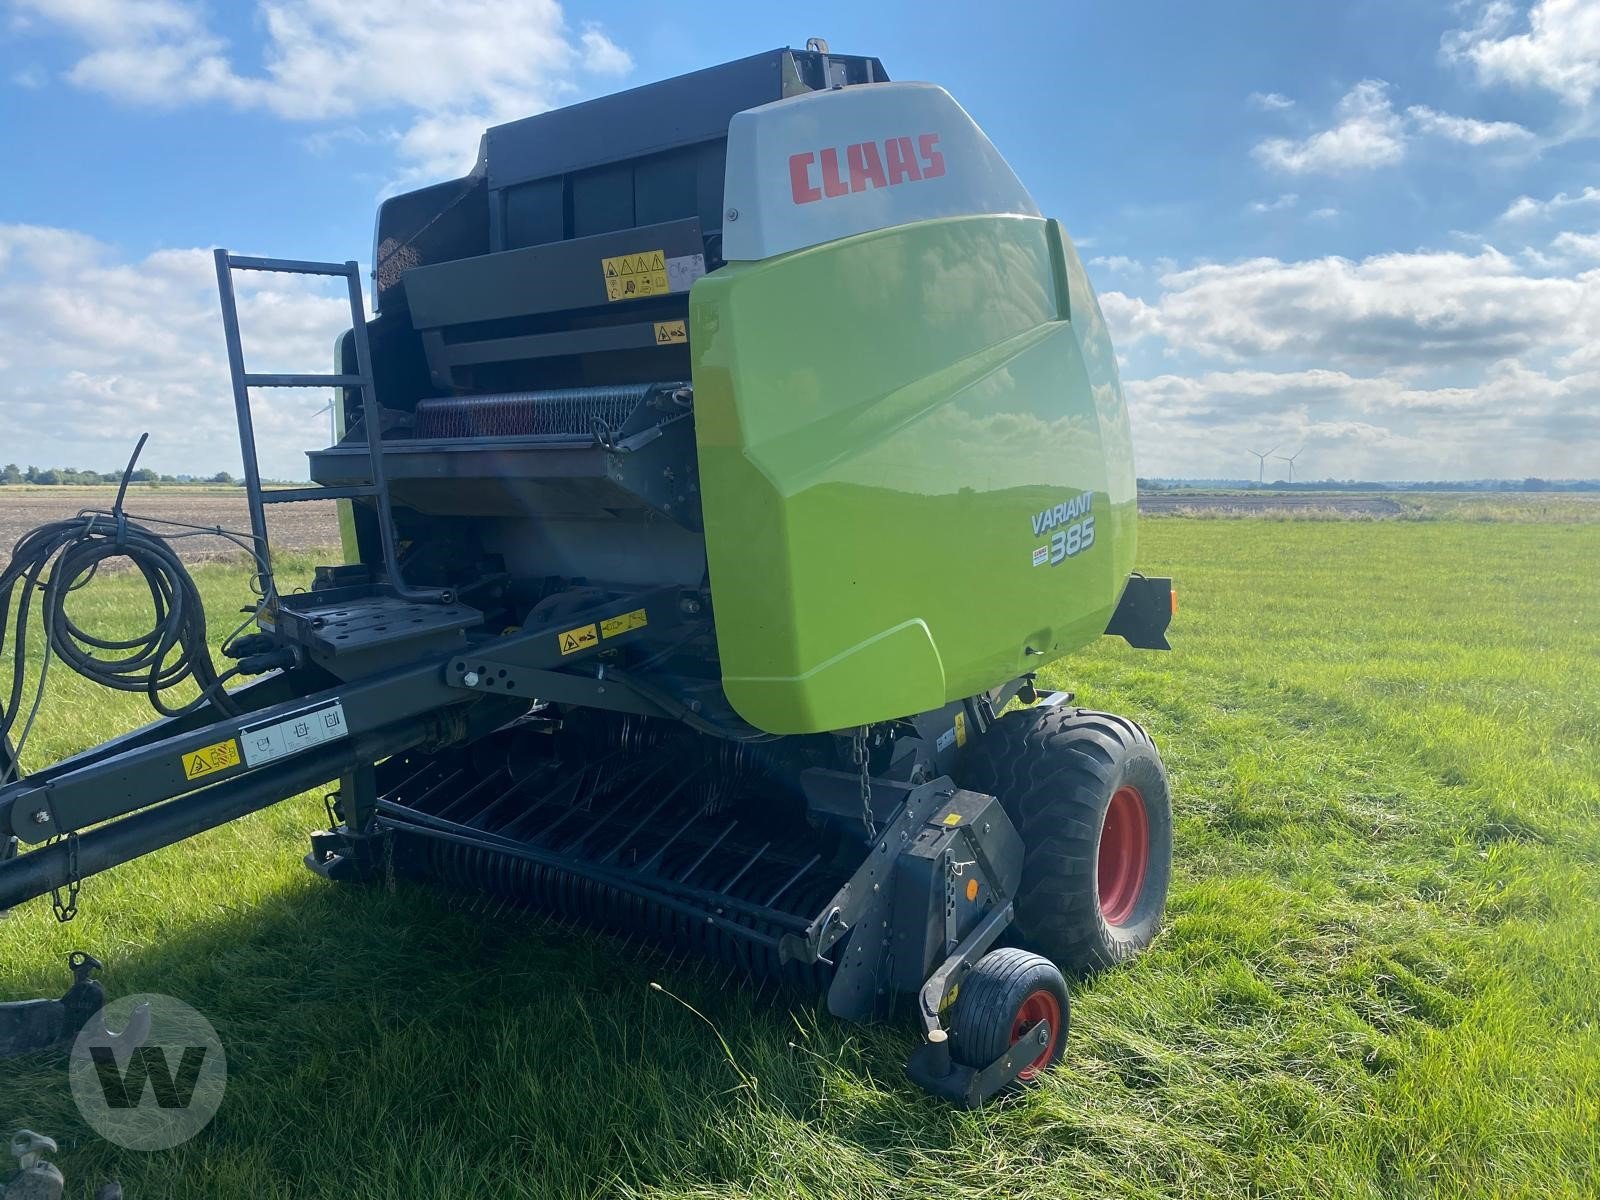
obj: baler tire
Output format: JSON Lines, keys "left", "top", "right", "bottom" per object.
{"left": 961, "top": 706, "right": 1172, "bottom": 974}
{"left": 949, "top": 948, "right": 1069, "bottom": 1086}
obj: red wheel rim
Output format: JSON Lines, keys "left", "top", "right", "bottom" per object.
{"left": 1011, "top": 989, "right": 1063, "bottom": 1081}
{"left": 1097, "top": 785, "right": 1149, "bottom": 926}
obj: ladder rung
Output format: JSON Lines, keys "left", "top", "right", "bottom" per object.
{"left": 262, "top": 485, "right": 377, "bottom": 504}
{"left": 244, "top": 373, "right": 367, "bottom": 388}
{"left": 228, "top": 255, "right": 353, "bottom": 277}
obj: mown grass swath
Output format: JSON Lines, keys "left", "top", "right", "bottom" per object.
{"left": 2, "top": 519, "right": 1597, "bottom": 1199}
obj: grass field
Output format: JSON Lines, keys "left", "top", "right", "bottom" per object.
{"left": 2, "top": 519, "right": 1597, "bottom": 1199}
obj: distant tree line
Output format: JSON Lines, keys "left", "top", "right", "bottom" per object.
{"left": 0, "top": 464, "right": 240, "bottom": 486}
{"left": 1137, "top": 477, "right": 1600, "bottom": 493}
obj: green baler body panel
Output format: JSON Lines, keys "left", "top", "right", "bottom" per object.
{"left": 689, "top": 214, "right": 1136, "bottom": 734}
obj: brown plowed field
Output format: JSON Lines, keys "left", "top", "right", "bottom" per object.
{"left": 0, "top": 487, "right": 341, "bottom": 565}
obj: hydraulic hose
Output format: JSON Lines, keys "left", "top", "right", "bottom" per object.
{"left": 0, "top": 511, "right": 243, "bottom": 769}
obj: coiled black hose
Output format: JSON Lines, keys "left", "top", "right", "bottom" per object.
{"left": 0, "top": 510, "right": 242, "bottom": 764}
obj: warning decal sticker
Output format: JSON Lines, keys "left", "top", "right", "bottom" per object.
{"left": 653, "top": 320, "right": 687, "bottom": 346}
{"left": 600, "top": 608, "right": 649, "bottom": 639}
{"left": 182, "top": 738, "right": 241, "bottom": 781}
{"left": 239, "top": 701, "right": 348, "bottom": 768}
{"left": 601, "top": 250, "right": 668, "bottom": 302}
{"left": 558, "top": 623, "right": 599, "bottom": 655}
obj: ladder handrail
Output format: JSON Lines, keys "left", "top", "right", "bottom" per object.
{"left": 211, "top": 249, "right": 448, "bottom": 604}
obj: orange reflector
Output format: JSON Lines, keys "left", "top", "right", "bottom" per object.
{"left": 1170, "top": 588, "right": 1178, "bottom": 615}
{"left": 965, "top": 878, "right": 979, "bottom": 902}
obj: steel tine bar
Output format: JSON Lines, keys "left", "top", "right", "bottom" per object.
{"left": 637, "top": 798, "right": 707, "bottom": 873}
{"left": 432, "top": 769, "right": 511, "bottom": 823}
{"left": 763, "top": 853, "right": 822, "bottom": 909}
{"left": 595, "top": 767, "right": 705, "bottom": 866}
{"left": 675, "top": 820, "right": 738, "bottom": 884}
{"left": 461, "top": 769, "right": 546, "bottom": 832}
{"left": 503, "top": 759, "right": 610, "bottom": 841}
{"left": 720, "top": 841, "right": 772, "bottom": 895}
{"left": 408, "top": 768, "right": 469, "bottom": 815}
{"left": 566, "top": 757, "right": 681, "bottom": 857}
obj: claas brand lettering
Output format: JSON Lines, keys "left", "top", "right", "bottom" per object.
{"left": 789, "top": 133, "right": 947, "bottom": 203}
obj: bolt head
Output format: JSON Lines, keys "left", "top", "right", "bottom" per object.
{"left": 462, "top": 671, "right": 480, "bottom": 687}
{"left": 31, "top": 810, "right": 50, "bottom": 825}
{"left": 725, "top": 207, "right": 740, "bottom": 221}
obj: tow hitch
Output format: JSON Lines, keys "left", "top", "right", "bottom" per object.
{"left": 0, "top": 952, "right": 107, "bottom": 1060}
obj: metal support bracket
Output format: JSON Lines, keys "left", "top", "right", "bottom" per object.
{"left": 0, "top": 952, "right": 104, "bottom": 1059}
{"left": 906, "top": 1015, "right": 1053, "bottom": 1108}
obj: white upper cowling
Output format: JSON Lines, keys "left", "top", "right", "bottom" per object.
{"left": 722, "top": 81, "right": 1040, "bottom": 262}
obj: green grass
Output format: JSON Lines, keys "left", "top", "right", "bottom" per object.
{"left": 3, "top": 522, "right": 1598, "bottom": 1199}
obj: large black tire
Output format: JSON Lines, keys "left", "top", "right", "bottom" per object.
{"left": 961, "top": 706, "right": 1172, "bottom": 974}
{"left": 950, "top": 947, "right": 1069, "bottom": 1086}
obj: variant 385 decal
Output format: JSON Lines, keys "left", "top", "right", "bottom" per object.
{"left": 1030, "top": 491, "right": 1095, "bottom": 567}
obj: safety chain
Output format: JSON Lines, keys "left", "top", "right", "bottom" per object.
{"left": 853, "top": 726, "right": 877, "bottom": 841}
{"left": 50, "top": 831, "right": 81, "bottom": 923}
{"left": 382, "top": 826, "right": 396, "bottom": 895}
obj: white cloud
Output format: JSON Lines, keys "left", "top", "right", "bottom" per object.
{"left": 1500, "top": 186, "right": 1600, "bottom": 221}
{"left": 1550, "top": 230, "right": 1600, "bottom": 260}
{"left": 1444, "top": 0, "right": 1600, "bottom": 106}
{"left": 1253, "top": 79, "right": 1537, "bottom": 175}
{"left": 13, "top": 0, "right": 634, "bottom": 177}
{"left": 1089, "top": 255, "right": 1141, "bottom": 274}
{"left": 1122, "top": 361, "right": 1600, "bottom": 479}
{"left": 1249, "top": 91, "right": 1295, "bottom": 111}
{"left": 1405, "top": 104, "right": 1533, "bottom": 143}
{"left": 0, "top": 224, "right": 352, "bottom": 480}
{"left": 1310, "top": 207, "right": 1340, "bottom": 220}
{"left": 1103, "top": 244, "right": 1600, "bottom": 478}
{"left": 1254, "top": 80, "right": 1406, "bottom": 173}
{"left": 1105, "top": 248, "right": 1599, "bottom": 367}
{"left": 579, "top": 27, "right": 632, "bottom": 76}
{"left": 1247, "top": 193, "right": 1299, "bottom": 214}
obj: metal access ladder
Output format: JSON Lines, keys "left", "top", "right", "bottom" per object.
{"left": 212, "top": 250, "right": 440, "bottom": 602}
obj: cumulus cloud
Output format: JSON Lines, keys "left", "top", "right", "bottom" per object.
{"left": 1500, "top": 186, "right": 1600, "bottom": 221}
{"left": 1102, "top": 244, "right": 1600, "bottom": 478}
{"left": 12, "top": 0, "right": 633, "bottom": 177}
{"left": 1248, "top": 91, "right": 1295, "bottom": 111}
{"left": 1549, "top": 230, "right": 1600, "bottom": 261}
{"left": 1253, "top": 78, "right": 1539, "bottom": 174}
{"left": 1247, "top": 193, "right": 1299, "bottom": 214}
{"left": 1104, "top": 247, "right": 1598, "bottom": 367}
{"left": 1254, "top": 80, "right": 1407, "bottom": 174}
{"left": 1405, "top": 104, "right": 1533, "bottom": 143}
{"left": 1443, "top": 0, "right": 1600, "bottom": 106}
{"left": 0, "top": 224, "right": 352, "bottom": 480}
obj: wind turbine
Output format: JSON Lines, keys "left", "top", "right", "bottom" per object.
{"left": 312, "top": 401, "right": 337, "bottom": 446}
{"left": 1245, "top": 445, "right": 1279, "bottom": 485}
{"left": 1275, "top": 447, "right": 1304, "bottom": 483}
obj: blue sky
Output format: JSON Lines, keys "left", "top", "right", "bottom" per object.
{"left": 2, "top": 0, "right": 1597, "bottom": 481}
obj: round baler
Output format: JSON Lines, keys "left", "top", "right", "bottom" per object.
{"left": 0, "top": 44, "right": 1175, "bottom": 1105}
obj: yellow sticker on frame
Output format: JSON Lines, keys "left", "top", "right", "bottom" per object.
{"left": 182, "top": 738, "right": 241, "bottom": 781}
{"left": 558, "top": 624, "right": 599, "bottom": 655}
{"left": 601, "top": 250, "right": 668, "bottom": 302}
{"left": 600, "top": 608, "right": 649, "bottom": 639}
{"left": 653, "top": 320, "right": 687, "bottom": 345}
